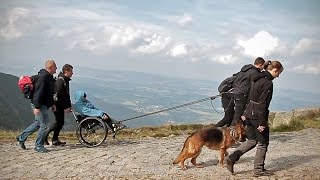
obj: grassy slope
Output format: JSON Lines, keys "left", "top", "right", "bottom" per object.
{"left": 1, "top": 117, "right": 319, "bottom": 143}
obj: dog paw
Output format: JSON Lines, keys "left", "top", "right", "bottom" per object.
{"left": 195, "top": 162, "right": 205, "bottom": 168}
{"left": 181, "top": 166, "right": 188, "bottom": 170}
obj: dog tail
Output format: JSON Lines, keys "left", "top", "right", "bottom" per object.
{"left": 173, "top": 136, "right": 191, "bottom": 164}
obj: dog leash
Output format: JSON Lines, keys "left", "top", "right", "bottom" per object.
{"left": 118, "top": 94, "right": 221, "bottom": 123}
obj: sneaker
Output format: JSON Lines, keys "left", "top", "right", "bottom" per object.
{"left": 34, "top": 147, "right": 49, "bottom": 153}
{"left": 16, "top": 136, "right": 26, "bottom": 150}
{"left": 224, "top": 157, "right": 234, "bottom": 174}
{"left": 52, "top": 140, "right": 66, "bottom": 146}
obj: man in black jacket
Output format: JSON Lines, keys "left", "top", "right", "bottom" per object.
{"left": 44, "top": 64, "right": 73, "bottom": 146}
{"left": 216, "top": 57, "right": 265, "bottom": 127}
{"left": 16, "top": 60, "right": 57, "bottom": 153}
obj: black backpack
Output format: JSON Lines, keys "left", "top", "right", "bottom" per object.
{"left": 218, "top": 75, "right": 237, "bottom": 93}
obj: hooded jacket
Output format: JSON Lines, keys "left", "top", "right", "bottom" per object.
{"left": 232, "top": 64, "right": 262, "bottom": 95}
{"left": 74, "top": 91, "right": 104, "bottom": 117}
{"left": 32, "top": 69, "right": 55, "bottom": 108}
{"left": 243, "top": 71, "right": 274, "bottom": 126}
{"left": 54, "top": 72, "right": 72, "bottom": 110}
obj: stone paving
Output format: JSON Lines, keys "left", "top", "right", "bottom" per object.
{"left": 0, "top": 128, "right": 319, "bottom": 179}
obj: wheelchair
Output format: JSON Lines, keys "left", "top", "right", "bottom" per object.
{"left": 72, "top": 110, "right": 117, "bottom": 147}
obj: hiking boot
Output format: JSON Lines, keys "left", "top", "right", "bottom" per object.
{"left": 34, "top": 147, "right": 49, "bottom": 153}
{"left": 52, "top": 140, "right": 66, "bottom": 146}
{"left": 253, "top": 170, "right": 273, "bottom": 177}
{"left": 16, "top": 136, "right": 26, "bottom": 150}
{"left": 224, "top": 157, "right": 234, "bottom": 174}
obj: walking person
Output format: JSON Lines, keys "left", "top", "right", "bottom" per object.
{"left": 215, "top": 57, "right": 265, "bottom": 127}
{"left": 43, "top": 64, "right": 73, "bottom": 146}
{"left": 16, "top": 60, "right": 57, "bottom": 153}
{"left": 224, "top": 60, "right": 284, "bottom": 176}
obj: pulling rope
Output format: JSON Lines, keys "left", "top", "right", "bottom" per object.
{"left": 119, "top": 94, "right": 221, "bottom": 123}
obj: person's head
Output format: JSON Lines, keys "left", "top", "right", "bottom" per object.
{"left": 263, "top": 60, "right": 284, "bottom": 78}
{"left": 74, "top": 90, "right": 87, "bottom": 102}
{"left": 62, "top": 64, "right": 73, "bottom": 78}
{"left": 45, "top": 60, "right": 57, "bottom": 75}
{"left": 253, "top": 57, "right": 265, "bottom": 71}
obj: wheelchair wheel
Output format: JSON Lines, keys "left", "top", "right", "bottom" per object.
{"left": 76, "top": 117, "right": 108, "bottom": 147}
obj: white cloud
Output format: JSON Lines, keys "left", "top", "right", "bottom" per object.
{"left": 237, "top": 31, "right": 279, "bottom": 57}
{"left": 177, "top": 14, "right": 193, "bottom": 26}
{"left": 167, "top": 44, "right": 188, "bottom": 57}
{"left": 292, "top": 38, "right": 320, "bottom": 55}
{"left": 135, "top": 34, "right": 172, "bottom": 54}
{"left": 0, "top": 7, "right": 31, "bottom": 40}
{"left": 211, "top": 54, "right": 234, "bottom": 64}
{"left": 47, "top": 26, "right": 86, "bottom": 38}
{"left": 293, "top": 63, "right": 320, "bottom": 75}
{"left": 67, "top": 24, "right": 173, "bottom": 55}
{"left": 158, "top": 13, "right": 193, "bottom": 27}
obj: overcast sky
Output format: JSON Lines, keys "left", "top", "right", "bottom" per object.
{"left": 0, "top": 0, "right": 319, "bottom": 93}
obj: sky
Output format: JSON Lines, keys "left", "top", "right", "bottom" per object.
{"left": 0, "top": 0, "right": 319, "bottom": 93}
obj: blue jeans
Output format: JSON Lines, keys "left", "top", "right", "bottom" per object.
{"left": 18, "top": 104, "right": 49, "bottom": 149}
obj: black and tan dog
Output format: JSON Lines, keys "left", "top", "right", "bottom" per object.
{"left": 173, "top": 123, "right": 245, "bottom": 170}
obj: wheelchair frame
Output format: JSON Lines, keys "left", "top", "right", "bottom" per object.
{"left": 72, "top": 110, "right": 110, "bottom": 147}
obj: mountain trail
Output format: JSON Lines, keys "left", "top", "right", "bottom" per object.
{"left": 1, "top": 128, "right": 319, "bottom": 179}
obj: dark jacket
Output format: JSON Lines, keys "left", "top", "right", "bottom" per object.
{"left": 232, "top": 64, "right": 262, "bottom": 95}
{"left": 32, "top": 69, "right": 55, "bottom": 109}
{"left": 243, "top": 71, "right": 274, "bottom": 126}
{"left": 54, "top": 72, "right": 72, "bottom": 110}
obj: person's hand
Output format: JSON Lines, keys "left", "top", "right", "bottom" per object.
{"left": 241, "top": 115, "right": 246, "bottom": 121}
{"left": 33, "top": 108, "right": 40, "bottom": 115}
{"left": 257, "top": 126, "right": 265, "bottom": 132}
{"left": 64, "top": 107, "right": 72, "bottom": 113}
{"left": 51, "top": 105, "right": 56, "bottom": 112}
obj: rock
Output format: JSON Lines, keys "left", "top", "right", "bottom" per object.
{"left": 269, "top": 107, "right": 320, "bottom": 128}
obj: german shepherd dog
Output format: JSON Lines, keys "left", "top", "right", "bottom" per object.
{"left": 173, "top": 123, "right": 245, "bottom": 170}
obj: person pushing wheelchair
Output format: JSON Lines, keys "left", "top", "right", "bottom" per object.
{"left": 74, "top": 90, "right": 126, "bottom": 138}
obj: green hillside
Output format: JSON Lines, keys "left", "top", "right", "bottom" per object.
{"left": 0, "top": 72, "right": 35, "bottom": 129}
{"left": 0, "top": 72, "right": 77, "bottom": 130}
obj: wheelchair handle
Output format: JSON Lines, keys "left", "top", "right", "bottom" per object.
{"left": 71, "top": 110, "right": 78, "bottom": 120}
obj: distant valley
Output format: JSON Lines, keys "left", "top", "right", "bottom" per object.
{"left": 1, "top": 68, "right": 320, "bottom": 130}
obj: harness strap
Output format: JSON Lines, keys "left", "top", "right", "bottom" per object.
{"left": 228, "top": 127, "right": 241, "bottom": 145}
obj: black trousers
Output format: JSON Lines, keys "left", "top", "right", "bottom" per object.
{"left": 216, "top": 93, "right": 234, "bottom": 127}
{"left": 44, "top": 108, "right": 65, "bottom": 142}
{"left": 232, "top": 93, "right": 247, "bottom": 124}
{"left": 215, "top": 93, "right": 247, "bottom": 127}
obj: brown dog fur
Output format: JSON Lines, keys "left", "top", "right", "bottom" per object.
{"left": 173, "top": 123, "right": 245, "bottom": 170}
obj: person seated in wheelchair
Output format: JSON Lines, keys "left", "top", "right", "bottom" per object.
{"left": 74, "top": 90, "right": 126, "bottom": 136}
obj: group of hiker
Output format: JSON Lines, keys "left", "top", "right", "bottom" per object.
{"left": 16, "top": 60, "right": 124, "bottom": 153}
{"left": 16, "top": 58, "right": 284, "bottom": 177}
